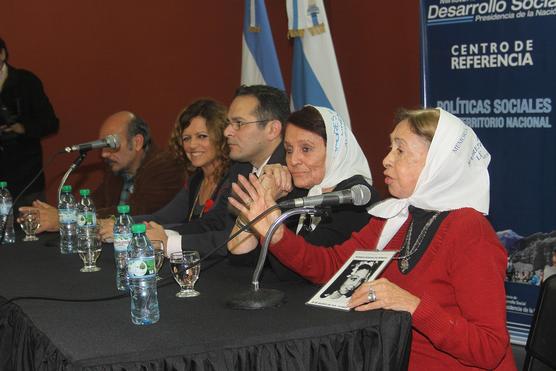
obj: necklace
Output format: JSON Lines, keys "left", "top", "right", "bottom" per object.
{"left": 394, "top": 211, "right": 441, "bottom": 273}
{"left": 188, "top": 178, "right": 217, "bottom": 221}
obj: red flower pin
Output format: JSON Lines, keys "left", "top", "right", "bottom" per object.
{"left": 203, "top": 199, "right": 215, "bottom": 214}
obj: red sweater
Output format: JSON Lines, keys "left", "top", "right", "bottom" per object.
{"left": 270, "top": 208, "right": 516, "bottom": 370}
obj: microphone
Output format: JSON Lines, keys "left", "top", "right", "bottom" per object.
{"left": 278, "top": 184, "right": 372, "bottom": 209}
{"left": 64, "top": 134, "right": 120, "bottom": 153}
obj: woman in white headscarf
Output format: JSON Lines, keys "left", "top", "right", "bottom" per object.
{"left": 230, "top": 108, "right": 516, "bottom": 370}
{"left": 227, "top": 105, "right": 378, "bottom": 281}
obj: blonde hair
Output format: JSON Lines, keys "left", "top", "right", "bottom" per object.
{"left": 395, "top": 108, "right": 440, "bottom": 143}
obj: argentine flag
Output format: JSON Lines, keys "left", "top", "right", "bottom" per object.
{"left": 241, "top": 0, "right": 285, "bottom": 90}
{"left": 287, "top": 0, "right": 351, "bottom": 128}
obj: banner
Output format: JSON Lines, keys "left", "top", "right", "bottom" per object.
{"left": 421, "top": 0, "right": 556, "bottom": 344}
{"left": 241, "top": 0, "right": 285, "bottom": 90}
{"left": 420, "top": 0, "right": 556, "bottom": 236}
{"left": 286, "top": 0, "right": 351, "bottom": 128}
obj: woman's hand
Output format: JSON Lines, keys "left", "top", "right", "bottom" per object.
{"left": 145, "top": 221, "right": 168, "bottom": 249}
{"left": 228, "top": 174, "right": 285, "bottom": 244}
{"left": 259, "top": 164, "right": 293, "bottom": 200}
{"left": 348, "top": 278, "right": 421, "bottom": 314}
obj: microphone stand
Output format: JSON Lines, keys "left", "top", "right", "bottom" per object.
{"left": 227, "top": 206, "right": 323, "bottom": 310}
{"left": 57, "top": 151, "right": 88, "bottom": 202}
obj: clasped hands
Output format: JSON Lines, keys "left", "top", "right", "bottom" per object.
{"left": 228, "top": 165, "right": 293, "bottom": 247}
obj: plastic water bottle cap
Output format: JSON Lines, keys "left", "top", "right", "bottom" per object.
{"left": 62, "top": 185, "right": 72, "bottom": 192}
{"left": 79, "top": 189, "right": 91, "bottom": 196}
{"left": 117, "top": 204, "right": 130, "bottom": 214}
{"left": 132, "top": 224, "right": 146, "bottom": 234}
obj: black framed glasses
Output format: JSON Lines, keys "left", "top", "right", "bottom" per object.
{"left": 226, "top": 118, "right": 270, "bottom": 130}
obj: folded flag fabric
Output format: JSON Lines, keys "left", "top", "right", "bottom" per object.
{"left": 287, "top": 0, "right": 351, "bottom": 128}
{"left": 241, "top": 0, "right": 285, "bottom": 90}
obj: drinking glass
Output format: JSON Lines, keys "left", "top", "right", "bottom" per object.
{"left": 77, "top": 226, "right": 102, "bottom": 272}
{"left": 170, "top": 251, "right": 200, "bottom": 297}
{"left": 19, "top": 209, "right": 40, "bottom": 242}
{"left": 151, "top": 240, "right": 165, "bottom": 281}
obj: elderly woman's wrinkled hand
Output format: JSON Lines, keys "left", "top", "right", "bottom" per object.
{"left": 228, "top": 174, "right": 284, "bottom": 242}
{"left": 260, "top": 164, "right": 293, "bottom": 200}
{"left": 347, "top": 278, "right": 421, "bottom": 315}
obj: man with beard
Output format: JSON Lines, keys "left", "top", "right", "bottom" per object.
{"left": 24, "top": 111, "right": 185, "bottom": 233}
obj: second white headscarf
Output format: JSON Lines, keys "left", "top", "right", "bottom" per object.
{"left": 307, "top": 106, "right": 372, "bottom": 196}
{"left": 295, "top": 106, "right": 372, "bottom": 233}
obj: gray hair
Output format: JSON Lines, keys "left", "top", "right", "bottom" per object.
{"left": 126, "top": 114, "right": 152, "bottom": 151}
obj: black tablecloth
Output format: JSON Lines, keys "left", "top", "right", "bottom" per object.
{"left": 0, "top": 234, "right": 412, "bottom": 370}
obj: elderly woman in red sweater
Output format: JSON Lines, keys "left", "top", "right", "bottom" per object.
{"left": 229, "top": 108, "right": 516, "bottom": 370}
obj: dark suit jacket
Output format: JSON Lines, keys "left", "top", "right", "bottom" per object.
{"left": 133, "top": 167, "right": 230, "bottom": 226}
{"left": 170, "top": 143, "right": 302, "bottom": 258}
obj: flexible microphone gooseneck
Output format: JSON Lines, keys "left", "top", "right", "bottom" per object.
{"left": 227, "top": 206, "right": 326, "bottom": 310}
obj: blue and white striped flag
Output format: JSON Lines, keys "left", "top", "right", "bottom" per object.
{"left": 287, "top": 0, "right": 351, "bottom": 128}
{"left": 241, "top": 0, "right": 285, "bottom": 90}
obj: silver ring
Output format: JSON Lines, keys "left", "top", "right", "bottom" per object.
{"left": 367, "top": 288, "right": 377, "bottom": 303}
{"left": 245, "top": 198, "right": 253, "bottom": 208}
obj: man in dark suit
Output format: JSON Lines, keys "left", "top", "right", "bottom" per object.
{"left": 147, "top": 85, "right": 297, "bottom": 258}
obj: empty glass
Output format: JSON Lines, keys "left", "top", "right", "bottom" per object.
{"left": 170, "top": 251, "right": 200, "bottom": 297}
{"left": 77, "top": 226, "right": 102, "bottom": 272}
{"left": 19, "top": 209, "right": 40, "bottom": 242}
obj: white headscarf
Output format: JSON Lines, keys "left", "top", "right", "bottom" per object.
{"left": 307, "top": 106, "right": 372, "bottom": 195}
{"left": 369, "top": 108, "right": 491, "bottom": 250}
{"left": 295, "top": 106, "right": 372, "bottom": 233}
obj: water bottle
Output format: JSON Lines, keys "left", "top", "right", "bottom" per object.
{"left": 113, "top": 204, "right": 133, "bottom": 291}
{"left": 127, "top": 223, "right": 159, "bottom": 325}
{"left": 58, "top": 185, "right": 77, "bottom": 253}
{"left": 76, "top": 189, "right": 96, "bottom": 233}
{"left": 0, "top": 181, "right": 15, "bottom": 244}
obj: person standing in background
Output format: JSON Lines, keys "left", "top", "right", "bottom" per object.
{"left": 0, "top": 37, "right": 59, "bottom": 210}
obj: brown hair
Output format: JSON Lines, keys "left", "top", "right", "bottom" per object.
{"left": 285, "top": 106, "right": 327, "bottom": 143}
{"left": 169, "top": 99, "right": 230, "bottom": 179}
{"left": 394, "top": 108, "right": 440, "bottom": 143}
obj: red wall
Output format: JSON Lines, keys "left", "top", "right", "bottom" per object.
{"left": 1, "top": 0, "right": 420, "bottom": 203}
